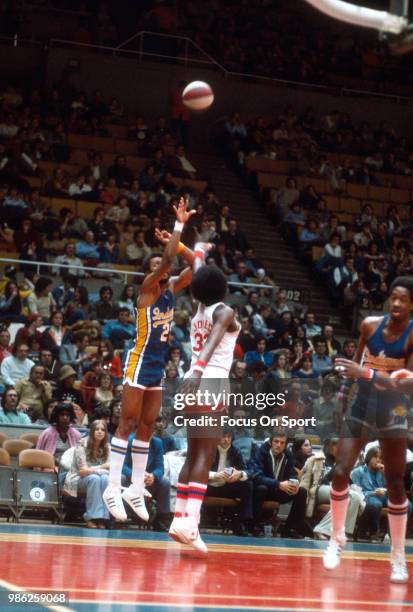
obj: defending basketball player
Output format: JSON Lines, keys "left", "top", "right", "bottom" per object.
{"left": 103, "top": 198, "right": 196, "bottom": 522}
{"left": 326, "top": 277, "right": 413, "bottom": 583}
{"left": 168, "top": 244, "right": 240, "bottom": 553}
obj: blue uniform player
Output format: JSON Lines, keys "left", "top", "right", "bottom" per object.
{"left": 104, "top": 198, "right": 196, "bottom": 523}
{"left": 327, "top": 277, "right": 413, "bottom": 584}
{"left": 123, "top": 289, "right": 175, "bottom": 389}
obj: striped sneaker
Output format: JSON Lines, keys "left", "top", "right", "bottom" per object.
{"left": 103, "top": 485, "right": 127, "bottom": 522}
{"left": 169, "top": 516, "right": 208, "bottom": 553}
{"left": 122, "top": 485, "right": 149, "bottom": 522}
{"left": 390, "top": 551, "right": 408, "bottom": 583}
{"left": 323, "top": 536, "right": 345, "bottom": 571}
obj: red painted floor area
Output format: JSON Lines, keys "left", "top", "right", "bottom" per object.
{"left": 0, "top": 536, "right": 412, "bottom": 611}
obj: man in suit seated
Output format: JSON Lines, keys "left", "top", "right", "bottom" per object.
{"left": 250, "top": 429, "right": 312, "bottom": 538}
{"left": 205, "top": 427, "right": 253, "bottom": 536}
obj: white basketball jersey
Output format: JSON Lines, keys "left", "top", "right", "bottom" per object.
{"left": 190, "top": 302, "right": 240, "bottom": 374}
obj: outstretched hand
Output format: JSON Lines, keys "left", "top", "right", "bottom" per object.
{"left": 173, "top": 197, "right": 196, "bottom": 224}
{"left": 154, "top": 228, "right": 171, "bottom": 246}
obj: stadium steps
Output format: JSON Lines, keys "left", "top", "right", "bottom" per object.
{"left": 193, "top": 152, "right": 351, "bottom": 336}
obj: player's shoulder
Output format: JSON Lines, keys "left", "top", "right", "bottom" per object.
{"left": 360, "top": 315, "right": 383, "bottom": 332}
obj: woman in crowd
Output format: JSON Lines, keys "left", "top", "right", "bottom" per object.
{"left": 117, "top": 284, "right": 136, "bottom": 318}
{"left": 300, "top": 437, "right": 363, "bottom": 540}
{"left": 351, "top": 446, "right": 389, "bottom": 540}
{"left": 293, "top": 354, "right": 319, "bottom": 383}
{"left": 36, "top": 401, "right": 81, "bottom": 469}
{"left": 0, "top": 280, "right": 25, "bottom": 322}
{"left": 94, "top": 371, "right": 114, "bottom": 409}
{"left": 64, "top": 419, "right": 110, "bottom": 529}
{"left": 27, "top": 276, "right": 56, "bottom": 321}
{"left": 291, "top": 438, "right": 313, "bottom": 477}
{"left": 41, "top": 310, "right": 67, "bottom": 358}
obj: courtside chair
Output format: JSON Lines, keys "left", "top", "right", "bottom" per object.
{"left": 15, "top": 450, "right": 63, "bottom": 522}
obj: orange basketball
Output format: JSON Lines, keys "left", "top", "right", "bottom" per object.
{"left": 182, "top": 81, "right": 214, "bottom": 111}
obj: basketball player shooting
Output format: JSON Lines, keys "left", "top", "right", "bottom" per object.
{"left": 168, "top": 243, "right": 240, "bottom": 553}
{"left": 103, "top": 197, "right": 196, "bottom": 522}
{"left": 328, "top": 276, "right": 413, "bottom": 583}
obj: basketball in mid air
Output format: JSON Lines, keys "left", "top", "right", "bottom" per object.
{"left": 182, "top": 81, "right": 214, "bottom": 111}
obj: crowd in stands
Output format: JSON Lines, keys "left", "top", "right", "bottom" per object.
{"left": 0, "top": 81, "right": 411, "bottom": 540}
{"left": 3, "top": 1, "right": 411, "bottom": 93}
{"left": 224, "top": 104, "right": 413, "bottom": 321}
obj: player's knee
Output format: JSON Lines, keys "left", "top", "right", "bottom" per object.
{"left": 333, "top": 463, "right": 352, "bottom": 482}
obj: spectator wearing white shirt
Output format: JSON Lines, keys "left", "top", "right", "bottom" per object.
{"left": 53, "top": 243, "right": 87, "bottom": 277}
{"left": 68, "top": 174, "right": 93, "bottom": 198}
{"left": 27, "top": 276, "right": 56, "bottom": 320}
{"left": 170, "top": 145, "right": 197, "bottom": 179}
{"left": 105, "top": 196, "right": 130, "bottom": 224}
{"left": 303, "top": 312, "right": 321, "bottom": 339}
{"left": 1, "top": 343, "right": 35, "bottom": 388}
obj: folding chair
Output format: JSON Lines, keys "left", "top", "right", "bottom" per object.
{"left": 15, "top": 450, "right": 63, "bottom": 522}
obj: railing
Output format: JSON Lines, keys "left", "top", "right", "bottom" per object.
{"left": 0, "top": 35, "right": 42, "bottom": 48}
{"left": 0, "top": 257, "right": 310, "bottom": 304}
{"left": 48, "top": 33, "right": 413, "bottom": 104}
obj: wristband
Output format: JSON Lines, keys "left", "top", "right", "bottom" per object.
{"left": 177, "top": 241, "right": 185, "bottom": 254}
{"left": 193, "top": 359, "right": 207, "bottom": 373}
{"left": 174, "top": 221, "right": 184, "bottom": 232}
{"left": 361, "top": 368, "right": 375, "bottom": 381}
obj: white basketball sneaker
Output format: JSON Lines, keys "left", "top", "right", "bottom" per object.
{"left": 390, "top": 550, "right": 409, "bottom": 583}
{"left": 323, "top": 535, "right": 346, "bottom": 571}
{"left": 169, "top": 516, "right": 208, "bottom": 553}
{"left": 103, "top": 485, "right": 127, "bottom": 521}
{"left": 122, "top": 485, "right": 149, "bottom": 522}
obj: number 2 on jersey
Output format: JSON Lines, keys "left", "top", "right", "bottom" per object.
{"left": 193, "top": 331, "right": 209, "bottom": 352}
{"left": 160, "top": 323, "right": 170, "bottom": 342}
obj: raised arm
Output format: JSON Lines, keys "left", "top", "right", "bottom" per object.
{"left": 140, "top": 197, "right": 194, "bottom": 294}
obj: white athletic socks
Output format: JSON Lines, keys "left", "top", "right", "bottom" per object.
{"left": 130, "top": 439, "right": 150, "bottom": 492}
{"left": 175, "top": 482, "right": 189, "bottom": 518}
{"left": 109, "top": 436, "right": 128, "bottom": 487}
{"left": 330, "top": 486, "right": 350, "bottom": 541}
{"left": 186, "top": 482, "right": 207, "bottom": 523}
{"left": 388, "top": 499, "right": 409, "bottom": 555}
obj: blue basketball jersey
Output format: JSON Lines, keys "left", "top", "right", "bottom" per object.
{"left": 123, "top": 288, "right": 174, "bottom": 388}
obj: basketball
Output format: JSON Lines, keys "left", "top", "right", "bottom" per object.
{"left": 182, "top": 80, "right": 214, "bottom": 111}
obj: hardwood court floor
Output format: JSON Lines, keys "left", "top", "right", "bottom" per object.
{"left": 0, "top": 524, "right": 412, "bottom": 611}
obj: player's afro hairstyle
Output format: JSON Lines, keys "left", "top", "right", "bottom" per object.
{"left": 191, "top": 265, "right": 227, "bottom": 306}
{"left": 389, "top": 276, "right": 413, "bottom": 302}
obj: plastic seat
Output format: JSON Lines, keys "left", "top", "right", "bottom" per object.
{"left": 0, "top": 448, "right": 10, "bottom": 466}
{"left": 18, "top": 449, "right": 55, "bottom": 470}
{"left": 20, "top": 433, "right": 40, "bottom": 447}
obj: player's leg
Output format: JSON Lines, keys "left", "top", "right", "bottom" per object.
{"left": 324, "top": 436, "right": 367, "bottom": 570}
{"left": 170, "top": 435, "right": 219, "bottom": 552}
{"left": 122, "top": 388, "right": 162, "bottom": 521}
{"left": 380, "top": 437, "right": 409, "bottom": 583}
{"left": 104, "top": 384, "right": 143, "bottom": 520}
